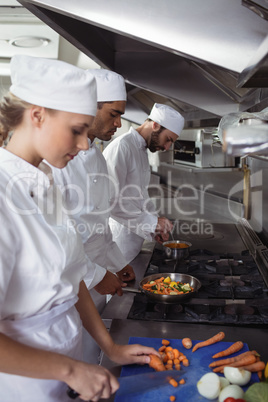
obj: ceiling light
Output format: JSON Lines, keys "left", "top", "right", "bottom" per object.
{"left": 9, "top": 36, "right": 50, "bottom": 48}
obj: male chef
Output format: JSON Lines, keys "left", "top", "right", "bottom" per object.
{"left": 103, "top": 103, "right": 185, "bottom": 264}
{"left": 51, "top": 69, "right": 135, "bottom": 362}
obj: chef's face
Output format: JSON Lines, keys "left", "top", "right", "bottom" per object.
{"left": 88, "top": 100, "right": 126, "bottom": 141}
{"left": 148, "top": 127, "right": 178, "bottom": 153}
{"left": 37, "top": 109, "right": 93, "bottom": 168}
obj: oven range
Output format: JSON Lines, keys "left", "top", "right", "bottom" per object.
{"left": 127, "top": 247, "right": 268, "bottom": 327}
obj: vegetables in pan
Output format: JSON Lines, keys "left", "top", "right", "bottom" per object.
{"left": 142, "top": 276, "right": 194, "bottom": 295}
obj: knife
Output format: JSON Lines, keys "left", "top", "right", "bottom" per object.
{"left": 67, "top": 370, "right": 183, "bottom": 399}
{"left": 117, "top": 370, "right": 183, "bottom": 396}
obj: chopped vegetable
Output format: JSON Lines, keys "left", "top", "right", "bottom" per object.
{"left": 169, "top": 396, "right": 176, "bottom": 402}
{"left": 162, "top": 339, "right": 170, "bottom": 346}
{"left": 148, "top": 354, "right": 165, "bottom": 372}
{"left": 192, "top": 331, "right": 225, "bottom": 352}
{"left": 182, "top": 338, "right": 192, "bottom": 349}
{"left": 169, "top": 378, "right": 178, "bottom": 387}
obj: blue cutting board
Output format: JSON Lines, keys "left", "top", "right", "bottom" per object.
{"left": 114, "top": 336, "right": 259, "bottom": 402}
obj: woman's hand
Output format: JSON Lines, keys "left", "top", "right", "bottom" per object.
{"left": 64, "top": 361, "right": 119, "bottom": 402}
{"left": 106, "top": 343, "right": 160, "bottom": 366}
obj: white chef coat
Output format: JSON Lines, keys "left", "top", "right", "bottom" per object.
{"left": 103, "top": 127, "right": 158, "bottom": 264}
{"left": 51, "top": 139, "right": 128, "bottom": 289}
{"left": 0, "top": 148, "right": 92, "bottom": 401}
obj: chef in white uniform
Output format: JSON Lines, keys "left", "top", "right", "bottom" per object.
{"left": 103, "top": 103, "right": 185, "bottom": 264}
{"left": 0, "top": 55, "right": 158, "bottom": 402}
{"left": 51, "top": 69, "right": 135, "bottom": 363}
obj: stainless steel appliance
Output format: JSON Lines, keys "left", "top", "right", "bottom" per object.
{"left": 173, "top": 129, "right": 236, "bottom": 168}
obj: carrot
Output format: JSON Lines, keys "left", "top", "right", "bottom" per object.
{"left": 192, "top": 331, "right": 225, "bottom": 352}
{"left": 213, "top": 354, "right": 257, "bottom": 373}
{"left": 209, "top": 350, "right": 257, "bottom": 368}
{"left": 169, "top": 378, "right": 178, "bottom": 387}
{"left": 149, "top": 354, "right": 165, "bottom": 372}
{"left": 182, "top": 338, "right": 192, "bottom": 349}
{"left": 173, "top": 349, "right": 180, "bottom": 359}
{"left": 167, "top": 350, "right": 175, "bottom": 360}
{"left": 170, "top": 396, "right": 176, "bottom": 402}
{"left": 162, "top": 339, "right": 170, "bottom": 346}
{"left": 212, "top": 341, "right": 243, "bottom": 358}
{"left": 179, "top": 379, "right": 185, "bottom": 385}
{"left": 239, "top": 361, "right": 265, "bottom": 373}
{"left": 182, "top": 358, "right": 189, "bottom": 367}
{"left": 159, "top": 345, "right": 166, "bottom": 352}
{"left": 174, "top": 363, "right": 181, "bottom": 370}
{"left": 165, "top": 346, "right": 173, "bottom": 352}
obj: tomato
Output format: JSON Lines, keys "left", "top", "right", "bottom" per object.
{"left": 224, "top": 398, "right": 246, "bottom": 402}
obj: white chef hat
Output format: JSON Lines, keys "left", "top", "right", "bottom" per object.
{"left": 148, "top": 103, "right": 185, "bottom": 136}
{"left": 89, "top": 69, "right": 127, "bottom": 102}
{"left": 10, "top": 54, "right": 97, "bottom": 116}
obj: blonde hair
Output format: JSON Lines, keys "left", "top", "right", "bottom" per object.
{"left": 0, "top": 92, "right": 57, "bottom": 147}
{"left": 0, "top": 92, "right": 32, "bottom": 147}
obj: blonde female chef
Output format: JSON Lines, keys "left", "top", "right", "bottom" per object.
{"left": 0, "top": 55, "right": 158, "bottom": 402}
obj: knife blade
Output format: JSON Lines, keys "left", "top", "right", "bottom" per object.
{"left": 117, "top": 370, "right": 183, "bottom": 396}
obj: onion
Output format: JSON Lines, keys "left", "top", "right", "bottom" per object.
{"left": 219, "top": 376, "right": 230, "bottom": 389}
{"left": 218, "top": 384, "right": 245, "bottom": 402}
{"left": 224, "top": 366, "right": 251, "bottom": 386}
{"left": 197, "top": 372, "right": 221, "bottom": 400}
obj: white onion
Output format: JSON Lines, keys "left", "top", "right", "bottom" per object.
{"left": 219, "top": 376, "right": 230, "bottom": 389}
{"left": 197, "top": 372, "right": 221, "bottom": 400}
{"left": 224, "top": 366, "right": 251, "bottom": 386}
{"left": 218, "top": 384, "right": 245, "bottom": 402}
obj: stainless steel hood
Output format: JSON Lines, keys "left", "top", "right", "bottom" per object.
{"left": 18, "top": 0, "right": 268, "bottom": 126}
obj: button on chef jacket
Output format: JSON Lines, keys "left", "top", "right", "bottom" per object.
{"left": 103, "top": 127, "right": 158, "bottom": 264}
{"left": 0, "top": 148, "right": 94, "bottom": 320}
{"left": 51, "top": 139, "right": 127, "bottom": 288}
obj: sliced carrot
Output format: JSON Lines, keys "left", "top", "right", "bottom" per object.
{"left": 174, "top": 363, "right": 181, "bottom": 370}
{"left": 182, "top": 358, "right": 189, "bottom": 367}
{"left": 165, "top": 346, "right": 173, "bottom": 352}
{"left": 162, "top": 339, "right": 170, "bottom": 346}
{"left": 179, "top": 379, "right": 185, "bottom": 385}
{"left": 173, "top": 349, "right": 180, "bottom": 359}
{"left": 169, "top": 378, "right": 178, "bottom": 387}
{"left": 159, "top": 345, "right": 166, "bottom": 352}
{"left": 170, "top": 396, "right": 176, "bottom": 402}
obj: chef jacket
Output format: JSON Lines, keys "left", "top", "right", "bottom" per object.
{"left": 51, "top": 139, "right": 127, "bottom": 288}
{"left": 103, "top": 127, "right": 158, "bottom": 263}
{"left": 0, "top": 148, "right": 95, "bottom": 320}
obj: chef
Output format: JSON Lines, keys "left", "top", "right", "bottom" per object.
{"left": 103, "top": 103, "right": 185, "bottom": 264}
{"left": 50, "top": 69, "right": 135, "bottom": 363}
{"left": 0, "top": 55, "right": 158, "bottom": 401}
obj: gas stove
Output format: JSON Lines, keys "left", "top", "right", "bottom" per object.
{"left": 128, "top": 247, "right": 268, "bottom": 327}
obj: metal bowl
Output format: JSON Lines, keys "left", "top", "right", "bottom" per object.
{"left": 162, "top": 240, "right": 192, "bottom": 260}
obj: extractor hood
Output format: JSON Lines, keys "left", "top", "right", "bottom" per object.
{"left": 18, "top": 0, "right": 268, "bottom": 126}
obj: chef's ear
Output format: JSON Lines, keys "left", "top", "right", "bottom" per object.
{"left": 31, "top": 106, "right": 45, "bottom": 126}
{"left": 152, "top": 121, "right": 161, "bottom": 132}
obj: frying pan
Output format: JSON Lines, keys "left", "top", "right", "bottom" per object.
{"left": 123, "top": 272, "right": 201, "bottom": 304}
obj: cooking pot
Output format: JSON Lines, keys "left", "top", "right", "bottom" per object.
{"left": 123, "top": 272, "right": 201, "bottom": 304}
{"left": 162, "top": 240, "right": 192, "bottom": 260}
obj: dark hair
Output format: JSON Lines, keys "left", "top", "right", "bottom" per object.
{"left": 97, "top": 101, "right": 113, "bottom": 110}
{"left": 146, "top": 118, "right": 165, "bottom": 133}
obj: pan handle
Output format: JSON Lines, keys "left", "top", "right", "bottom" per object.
{"left": 122, "top": 287, "right": 142, "bottom": 294}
